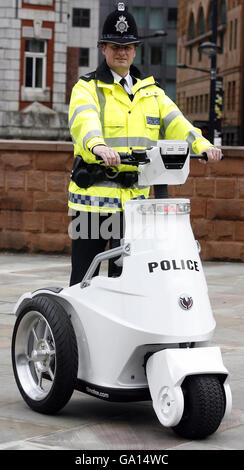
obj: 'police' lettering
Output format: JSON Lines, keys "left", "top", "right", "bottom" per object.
{"left": 148, "top": 262, "right": 158, "bottom": 273}
{"left": 160, "top": 260, "right": 170, "bottom": 270}
{"left": 148, "top": 259, "right": 199, "bottom": 273}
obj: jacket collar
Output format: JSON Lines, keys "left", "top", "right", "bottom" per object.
{"left": 95, "top": 60, "right": 141, "bottom": 84}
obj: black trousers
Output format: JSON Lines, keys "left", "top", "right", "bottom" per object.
{"left": 69, "top": 211, "right": 124, "bottom": 286}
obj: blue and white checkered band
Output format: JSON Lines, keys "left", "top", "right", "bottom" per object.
{"left": 115, "top": 16, "right": 129, "bottom": 34}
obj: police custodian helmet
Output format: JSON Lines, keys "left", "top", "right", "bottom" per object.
{"left": 98, "top": 2, "right": 140, "bottom": 45}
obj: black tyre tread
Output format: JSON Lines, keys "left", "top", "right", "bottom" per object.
{"left": 12, "top": 296, "right": 78, "bottom": 415}
{"left": 173, "top": 374, "right": 225, "bottom": 439}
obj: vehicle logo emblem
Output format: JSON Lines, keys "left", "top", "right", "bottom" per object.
{"left": 179, "top": 295, "right": 193, "bottom": 310}
{"left": 115, "top": 16, "right": 129, "bottom": 34}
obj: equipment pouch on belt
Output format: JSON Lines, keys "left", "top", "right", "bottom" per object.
{"left": 71, "top": 155, "right": 138, "bottom": 189}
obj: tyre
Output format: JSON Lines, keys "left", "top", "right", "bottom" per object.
{"left": 12, "top": 296, "right": 78, "bottom": 414}
{"left": 172, "top": 374, "right": 225, "bottom": 439}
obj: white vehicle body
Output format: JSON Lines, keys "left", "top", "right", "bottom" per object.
{"left": 12, "top": 141, "right": 232, "bottom": 435}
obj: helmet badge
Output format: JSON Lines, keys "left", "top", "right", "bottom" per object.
{"left": 115, "top": 15, "right": 129, "bottom": 34}
{"left": 117, "top": 2, "right": 125, "bottom": 11}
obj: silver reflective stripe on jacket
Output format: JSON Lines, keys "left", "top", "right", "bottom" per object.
{"left": 83, "top": 129, "right": 103, "bottom": 149}
{"left": 160, "top": 109, "right": 183, "bottom": 138}
{"left": 186, "top": 129, "right": 205, "bottom": 153}
{"left": 69, "top": 105, "right": 98, "bottom": 129}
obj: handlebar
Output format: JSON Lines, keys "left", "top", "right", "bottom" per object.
{"left": 96, "top": 150, "right": 150, "bottom": 166}
{"left": 96, "top": 150, "right": 224, "bottom": 165}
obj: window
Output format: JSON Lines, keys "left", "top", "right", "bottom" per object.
{"left": 198, "top": 7, "right": 204, "bottom": 35}
{"left": 24, "top": 0, "right": 53, "bottom": 4}
{"left": 168, "top": 8, "right": 177, "bottom": 29}
{"left": 24, "top": 39, "right": 46, "bottom": 88}
{"left": 229, "top": 21, "right": 233, "bottom": 51}
{"left": 149, "top": 8, "right": 164, "bottom": 30}
{"left": 208, "top": 1, "right": 213, "bottom": 30}
{"left": 220, "top": 0, "right": 227, "bottom": 25}
{"left": 165, "top": 80, "right": 176, "bottom": 101}
{"left": 188, "top": 12, "right": 195, "bottom": 39}
{"left": 234, "top": 19, "right": 238, "bottom": 49}
{"left": 195, "top": 95, "right": 199, "bottom": 113}
{"left": 132, "top": 7, "right": 146, "bottom": 29}
{"left": 166, "top": 44, "right": 177, "bottom": 66}
{"left": 204, "top": 94, "right": 209, "bottom": 112}
{"left": 24, "top": 0, "right": 53, "bottom": 6}
{"left": 218, "top": 31, "right": 224, "bottom": 54}
{"left": 72, "top": 8, "right": 90, "bottom": 28}
{"left": 79, "top": 48, "right": 89, "bottom": 67}
{"left": 150, "top": 45, "right": 162, "bottom": 65}
{"left": 232, "top": 81, "right": 236, "bottom": 110}
{"left": 186, "top": 97, "right": 190, "bottom": 114}
{"left": 189, "top": 45, "right": 193, "bottom": 65}
{"left": 200, "top": 95, "right": 203, "bottom": 113}
{"left": 227, "top": 81, "right": 235, "bottom": 110}
{"left": 134, "top": 44, "right": 144, "bottom": 65}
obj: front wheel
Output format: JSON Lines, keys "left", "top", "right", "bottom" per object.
{"left": 172, "top": 374, "right": 225, "bottom": 439}
{"left": 12, "top": 296, "right": 78, "bottom": 414}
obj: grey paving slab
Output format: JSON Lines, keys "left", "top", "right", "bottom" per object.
{"left": 0, "top": 253, "right": 243, "bottom": 450}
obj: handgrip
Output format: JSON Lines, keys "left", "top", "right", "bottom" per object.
{"left": 95, "top": 152, "right": 130, "bottom": 162}
{"left": 96, "top": 150, "right": 149, "bottom": 165}
{"left": 190, "top": 152, "right": 224, "bottom": 161}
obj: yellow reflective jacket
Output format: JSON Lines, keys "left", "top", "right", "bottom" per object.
{"left": 68, "top": 60, "right": 213, "bottom": 213}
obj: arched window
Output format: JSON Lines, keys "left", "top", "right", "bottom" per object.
{"left": 219, "top": 0, "right": 227, "bottom": 25}
{"left": 188, "top": 12, "right": 195, "bottom": 39}
{"left": 208, "top": 1, "right": 213, "bottom": 30}
{"left": 198, "top": 7, "right": 205, "bottom": 35}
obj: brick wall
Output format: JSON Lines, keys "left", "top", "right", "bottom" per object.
{"left": 0, "top": 140, "right": 244, "bottom": 261}
{"left": 169, "top": 146, "right": 244, "bottom": 261}
{"left": 0, "top": 141, "right": 73, "bottom": 253}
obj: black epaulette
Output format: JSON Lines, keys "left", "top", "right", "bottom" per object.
{"left": 80, "top": 71, "right": 96, "bottom": 82}
{"left": 154, "top": 79, "right": 162, "bottom": 88}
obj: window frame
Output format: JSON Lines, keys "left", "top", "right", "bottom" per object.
{"left": 72, "top": 8, "right": 90, "bottom": 28}
{"left": 149, "top": 7, "right": 164, "bottom": 30}
{"left": 24, "top": 39, "right": 47, "bottom": 89}
{"left": 149, "top": 44, "right": 162, "bottom": 65}
{"left": 79, "top": 47, "right": 90, "bottom": 67}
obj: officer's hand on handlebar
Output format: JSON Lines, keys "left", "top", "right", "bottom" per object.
{"left": 199, "top": 147, "right": 222, "bottom": 164}
{"left": 92, "top": 145, "right": 121, "bottom": 166}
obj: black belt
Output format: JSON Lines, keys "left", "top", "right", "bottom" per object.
{"left": 71, "top": 155, "right": 138, "bottom": 189}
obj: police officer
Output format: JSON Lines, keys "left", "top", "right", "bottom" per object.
{"left": 68, "top": 3, "right": 221, "bottom": 286}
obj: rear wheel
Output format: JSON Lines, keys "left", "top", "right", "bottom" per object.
{"left": 12, "top": 296, "right": 78, "bottom": 414}
{"left": 172, "top": 374, "right": 225, "bottom": 439}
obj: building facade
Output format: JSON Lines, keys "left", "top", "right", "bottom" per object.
{"left": 0, "top": 0, "right": 177, "bottom": 140}
{"left": 176, "top": 0, "right": 244, "bottom": 145}
{"left": 0, "top": 0, "right": 99, "bottom": 140}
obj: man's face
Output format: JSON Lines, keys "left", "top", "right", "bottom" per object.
{"left": 101, "top": 43, "right": 136, "bottom": 76}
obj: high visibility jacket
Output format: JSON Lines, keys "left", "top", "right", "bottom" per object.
{"left": 68, "top": 60, "right": 213, "bottom": 213}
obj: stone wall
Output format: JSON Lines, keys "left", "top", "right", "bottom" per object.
{"left": 0, "top": 140, "right": 243, "bottom": 261}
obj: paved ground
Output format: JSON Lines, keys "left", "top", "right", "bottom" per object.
{"left": 0, "top": 252, "right": 243, "bottom": 451}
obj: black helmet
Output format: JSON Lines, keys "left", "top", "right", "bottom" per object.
{"left": 98, "top": 2, "right": 140, "bottom": 45}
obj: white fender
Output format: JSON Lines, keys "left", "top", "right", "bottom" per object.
{"left": 146, "top": 346, "right": 231, "bottom": 427}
